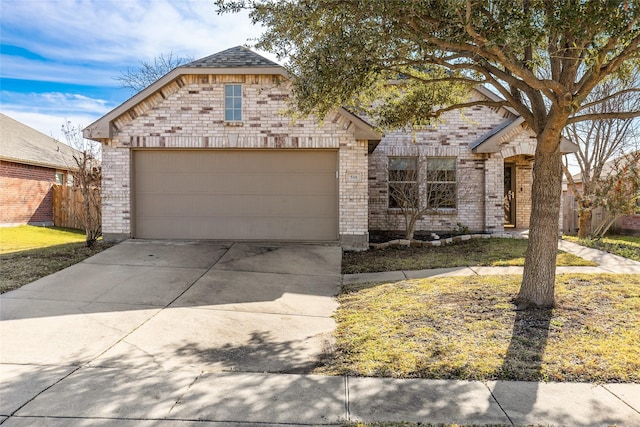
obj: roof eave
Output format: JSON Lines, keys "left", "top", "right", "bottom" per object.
{"left": 560, "top": 137, "right": 579, "bottom": 153}
{"left": 473, "top": 85, "right": 520, "bottom": 116}
{"left": 0, "top": 155, "right": 79, "bottom": 171}
{"left": 472, "top": 117, "right": 525, "bottom": 153}
{"left": 337, "top": 108, "right": 383, "bottom": 152}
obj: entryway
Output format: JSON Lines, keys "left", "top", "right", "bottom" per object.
{"left": 504, "top": 164, "right": 516, "bottom": 227}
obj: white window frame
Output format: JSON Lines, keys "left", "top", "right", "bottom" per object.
{"left": 388, "top": 157, "right": 419, "bottom": 209}
{"left": 225, "top": 84, "right": 242, "bottom": 122}
{"left": 425, "top": 157, "right": 457, "bottom": 209}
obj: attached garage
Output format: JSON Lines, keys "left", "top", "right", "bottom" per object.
{"left": 85, "top": 46, "right": 377, "bottom": 249}
{"left": 133, "top": 149, "right": 338, "bottom": 241}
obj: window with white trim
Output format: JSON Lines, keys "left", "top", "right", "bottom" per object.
{"left": 388, "top": 157, "right": 418, "bottom": 208}
{"left": 225, "top": 84, "right": 242, "bottom": 121}
{"left": 425, "top": 157, "right": 457, "bottom": 209}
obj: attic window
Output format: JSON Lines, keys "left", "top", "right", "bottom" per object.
{"left": 225, "top": 84, "right": 242, "bottom": 122}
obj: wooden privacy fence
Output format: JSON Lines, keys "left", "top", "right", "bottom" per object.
{"left": 562, "top": 191, "right": 639, "bottom": 235}
{"left": 53, "top": 184, "right": 101, "bottom": 230}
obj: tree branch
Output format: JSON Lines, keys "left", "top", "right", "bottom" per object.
{"left": 568, "top": 110, "right": 640, "bottom": 124}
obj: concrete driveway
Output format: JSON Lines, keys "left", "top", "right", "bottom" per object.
{"left": 1, "top": 241, "right": 341, "bottom": 422}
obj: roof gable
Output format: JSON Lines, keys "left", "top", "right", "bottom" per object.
{"left": 0, "top": 113, "right": 80, "bottom": 170}
{"left": 85, "top": 47, "right": 288, "bottom": 140}
{"left": 84, "top": 47, "right": 380, "bottom": 144}
{"left": 470, "top": 87, "right": 578, "bottom": 154}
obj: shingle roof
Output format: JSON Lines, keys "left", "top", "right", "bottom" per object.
{"left": 0, "top": 113, "right": 80, "bottom": 170}
{"left": 183, "top": 46, "right": 280, "bottom": 68}
{"left": 470, "top": 116, "right": 521, "bottom": 151}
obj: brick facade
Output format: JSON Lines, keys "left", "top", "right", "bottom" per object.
{"left": 90, "top": 48, "right": 540, "bottom": 247}
{"left": 0, "top": 160, "right": 57, "bottom": 226}
{"left": 368, "top": 92, "right": 534, "bottom": 236}
{"left": 97, "top": 74, "right": 369, "bottom": 248}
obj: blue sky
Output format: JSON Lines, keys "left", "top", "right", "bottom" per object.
{"left": 0, "top": 0, "right": 269, "bottom": 141}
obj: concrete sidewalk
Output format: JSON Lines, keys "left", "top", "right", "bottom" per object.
{"left": 344, "top": 238, "right": 640, "bottom": 285}
{"left": 1, "top": 367, "right": 639, "bottom": 426}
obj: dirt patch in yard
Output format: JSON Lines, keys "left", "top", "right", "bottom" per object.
{"left": 1, "top": 242, "right": 113, "bottom": 293}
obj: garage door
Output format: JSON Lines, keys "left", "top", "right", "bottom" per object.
{"left": 133, "top": 150, "right": 338, "bottom": 241}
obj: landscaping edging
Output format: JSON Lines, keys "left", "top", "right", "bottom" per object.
{"left": 369, "top": 232, "right": 528, "bottom": 250}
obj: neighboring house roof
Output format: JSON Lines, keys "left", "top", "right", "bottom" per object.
{"left": 570, "top": 150, "right": 640, "bottom": 183}
{"left": 0, "top": 113, "right": 80, "bottom": 170}
{"left": 84, "top": 46, "right": 381, "bottom": 145}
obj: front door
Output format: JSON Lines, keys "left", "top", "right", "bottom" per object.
{"left": 504, "top": 164, "right": 515, "bottom": 227}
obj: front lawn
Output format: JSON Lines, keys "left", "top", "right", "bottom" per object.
{"left": 0, "top": 225, "right": 86, "bottom": 254}
{"left": 563, "top": 234, "right": 640, "bottom": 262}
{"left": 0, "top": 226, "right": 112, "bottom": 293}
{"left": 343, "top": 238, "right": 596, "bottom": 274}
{"left": 319, "top": 274, "right": 640, "bottom": 383}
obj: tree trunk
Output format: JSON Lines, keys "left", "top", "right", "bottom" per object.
{"left": 518, "top": 141, "right": 563, "bottom": 308}
{"left": 405, "top": 215, "right": 416, "bottom": 240}
{"left": 577, "top": 206, "right": 592, "bottom": 238}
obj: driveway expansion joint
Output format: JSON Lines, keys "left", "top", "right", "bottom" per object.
{"left": 603, "top": 384, "right": 640, "bottom": 415}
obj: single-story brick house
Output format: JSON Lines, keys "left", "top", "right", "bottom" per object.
{"left": 85, "top": 46, "right": 576, "bottom": 249}
{"left": 1, "top": 113, "right": 79, "bottom": 227}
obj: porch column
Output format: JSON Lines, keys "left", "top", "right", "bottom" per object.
{"left": 484, "top": 154, "right": 504, "bottom": 233}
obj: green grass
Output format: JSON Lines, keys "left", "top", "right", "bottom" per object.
{"left": 563, "top": 234, "right": 640, "bottom": 262}
{"left": 342, "top": 238, "right": 596, "bottom": 274}
{"left": 319, "top": 274, "right": 640, "bottom": 383}
{"left": 0, "top": 225, "right": 86, "bottom": 254}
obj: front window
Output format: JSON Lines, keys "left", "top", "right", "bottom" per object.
{"left": 388, "top": 157, "right": 418, "bottom": 208}
{"left": 55, "top": 171, "right": 64, "bottom": 185}
{"left": 425, "top": 157, "right": 457, "bottom": 209}
{"left": 225, "top": 84, "right": 242, "bottom": 121}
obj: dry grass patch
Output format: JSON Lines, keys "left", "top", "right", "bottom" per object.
{"left": 0, "top": 242, "right": 113, "bottom": 293}
{"left": 320, "top": 274, "right": 640, "bottom": 382}
{"left": 342, "top": 238, "right": 596, "bottom": 274}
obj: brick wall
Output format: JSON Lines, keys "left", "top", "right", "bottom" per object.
{"left": 368, "top": 95, "right": 513, "bottom": 234}
{"left": 0, "top": 160, "right": 56, "bottom": 226}
{"left": 100, "top": 74, "right": 369, "bottom": 247}
{"left": 368, "top": 86, "right": 539, "bottom": 236}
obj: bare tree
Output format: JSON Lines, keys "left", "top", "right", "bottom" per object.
{"left": 386, "top": 153, "right": 462, "bottom": 240}
{"left": 61, "top": 121, "right": 102, "bottom": 247}
{"left": 591, "top": 151, "right": 640, "bottom": 237}
{"left": 115, "top": 52, "right": 193, "bottom": 93}
{"left": 564, "top": 71, "right": 640, "bottom": 238}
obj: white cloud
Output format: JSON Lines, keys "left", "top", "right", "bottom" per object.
{"left": 1, "top": 0, "right": 270, "bottom": 66}
{"left": 2, "top": 109, "right": 100, "bottom": 143}
{"left": 0, "top": 55, "right": 119, "bottom": 86}
{"left": 1, "top": 91, "right": 112, "bottom": 140}
{"left": 1, "top": 91, "right": 111, "bottom": 115}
